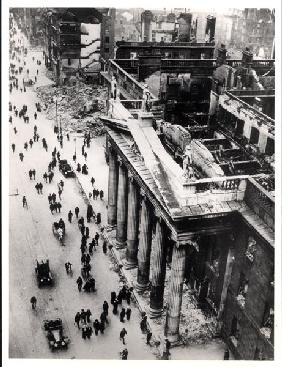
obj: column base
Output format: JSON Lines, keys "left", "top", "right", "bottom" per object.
{"left": 123, "top": 259, "right": 138, "bottom": 270}
{"left": 165, "top": 332, "right": 180, "bottom": 344}
{"left": 135, "top": 281, "right": 150, "bottom": 292}
{"left": 149, "top": 307, "right": 163, "bottom": 318}
{"left": 116, "top": 240, "right": 127, "bottom": 249}
{"left": 106, "top": 224, "right": 116, "bottom": 232}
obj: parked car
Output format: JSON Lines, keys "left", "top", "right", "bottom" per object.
{"left": 35, "top": 259, "right": 53, "bottom": 287}
{"left": 43, "top": 319, "right": 70, "bottom": 351}
{"left": 59, "top": 159, "right": 75, "bottom": 178}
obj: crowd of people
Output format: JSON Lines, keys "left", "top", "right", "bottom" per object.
{"left": 9, "top": 19, "right": 162, "bottom": 361}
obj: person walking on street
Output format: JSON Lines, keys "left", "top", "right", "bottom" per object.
{"left": 19, "top": 152, "right": 24, "bottom": 161}
{"left": 80, "top": 309, "right": 87, "bottom": 323}
{"left": 119, "top": 328, "right": 127, "bottom": 345}
{"left": 102, "top": 240, "right": 107, "bottom": 254}
{"left": 86, "top": 309, "right": 92, "bottom": 323}
{"left": 30, "top": 296, "right": 37, "bottom": 309}
{"left": 75, "top": 206, "right": 79, "bottom": 219}
{"left": 126, "top": 307, "right": 131, "bottom": 321}
{"left": 91, "top": 177, "right": 95, "bottom": 186}
{"left": 22, "top": 196, "right": 28, "bottom": 208}
{"left": 43, "top": 172, "right": 48, "bottom": 183}
{"left": 75, "top": 312, "right": 81, "bottom": 329}
{"left": 93, "top": 319, "right": 100, "bottom": 336}
{"left": 68, "top": 210, "right": 73, "bottom": 223}
{"left": 120, "top": 308, "right": 126, "bottom": 323}
{"left": 58, "top": 188, "right": 62, "bottom": 200}
{"left": 111, "top": 291, "right": 116, "bottom": 305}
{"left": 113, "top": 298, "right": 119, "bottom": 315}
{"left": 120, "top": 348, "right": 128, "bottom": 360}
{"left": 146, "top": 332, "right": 152, "bottom": 345}
{"left": 29, "top": 169, "right": 33, "bottom": 180}
{"left": 11, "top": 143, "right": 16, "bottom": 153}
{"left": 103, "top": 301, "right": 109, "bottom": 316}
{"left": 76, "top": 276, "right": 83, "bottom": 292}
{"left": 32, "top": 169, "right": 36, "bottom": 180}
{"left": 165, "top": 338, "right": 171, "bottom": 354}
{"left": 100, "top": 190, "right": 104, "bottom": 200}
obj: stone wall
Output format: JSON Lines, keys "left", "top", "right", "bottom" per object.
{"left": 222, "top": 218, "right": 274, "bottom": 360}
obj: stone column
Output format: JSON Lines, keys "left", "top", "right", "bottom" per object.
{"left": 218, "top": 246, "right": 235, "bottom": 319}
{"left": 165, "top": 244, "right": 186, "bottom": 342}
{"left": 107, "top": 146, "right": 119, "bottom": 227}
{"left": 136, "top": 193, "right": 153, "bottom": 291}
{"left": 125, "top": 173, "right": 140, "bottom": 269}
{"left": 116, "top": 158, "right": 128, "bottom": 248}
{"left": 150, "top": 214, "right": 167, "bottom": 317}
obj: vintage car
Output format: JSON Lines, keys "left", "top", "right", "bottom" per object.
{"left": 35, "top": 259, "right": 53, "bottom": 287}
{"left": 52, "top": 221, "right": 65, "bottom": 245}
{"left": 59, "top": 159, "right": 75, "bottom": 178}
{"left": 43, "top": 319, "right": 70, "bottom": 351}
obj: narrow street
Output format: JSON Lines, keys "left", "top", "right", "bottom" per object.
{"left": 9, "top": 25, "right": 155, "bottom": 360}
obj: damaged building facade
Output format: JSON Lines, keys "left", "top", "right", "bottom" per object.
{"left": 40, "top": 8, "right": 115, "bottom": 84}
{"left": 100, "top": 11, "right": 275, "bottom": 360}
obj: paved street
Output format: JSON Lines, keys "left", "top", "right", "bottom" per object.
{"left": 9, "top": 26, "right": 156, "bottom": 360}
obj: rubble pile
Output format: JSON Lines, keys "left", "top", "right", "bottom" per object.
{"left": 36, "top": 81, "right": 108, "bottom": 136}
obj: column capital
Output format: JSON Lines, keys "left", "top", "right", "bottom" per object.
{"left": 117, "top": 156, "right": 124, "bottom": 167}
{"left": 128, "top": 171, "right": 135, "bottom": 183}
{"left": 154, "top": 210, "right": 163, "bottom": 223}
{"left": 140, "top": 188, "right": 147, "bottom": 200}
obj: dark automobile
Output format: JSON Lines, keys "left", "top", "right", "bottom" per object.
{"left": 43, "top": 319, "right": 70, "bottom": 351}
{"left": 59, "top": 159, "right": 75, "bottom": 178}
{"left": 35, "top": 259, "right": 53, "bottom": 287}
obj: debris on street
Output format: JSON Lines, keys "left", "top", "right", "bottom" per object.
{"left": 36, "top": 81, "right": 108, "bottom": 136}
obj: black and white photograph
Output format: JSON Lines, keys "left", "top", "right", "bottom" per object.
{"left": 2, "top": 0, "right": 281, "bottom": 364}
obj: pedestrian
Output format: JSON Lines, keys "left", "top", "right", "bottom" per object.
{"left": 81, "top": 324, "right": 87, "bottom": 339}
{"left": 80, "top": 309, "right": 87, "bottom": 323}
{"left": 43, "top": 172, "right": 48, "bottom": 183}
{"left": 99, "top": 320, "right": 105, "bottom": 334}
{"left": 68, "top": 210, "right": 73, "bottom": 223}
{"left": 32, "top": 169, "right": 36, "bottom": 180}
{"left": 126, "top": 288, "right": 132, "bottom": 305}
{"left": 34, "top": 112, "right": 37, "bottom": 120}
{"left": 66, "top": 133, "right": 70, "bottom": 141}
{"left": 113, "top": 298, "right": 119, "bottom": 315}
{"left": 76, "top": 276, "right": 83, "bottom": 292}
{"left": 24, "top": 142, "right": 28, "bottom": 150}
{"left": 57, "top": 202, "right": 62, "bottom": 213}
{"left": 22, "top": 196, "right": 27, "bottom": 208}
{"left": 82, "top": 145, "right": 85, "bottom": 156}
{"left": 93, "top": 319, "right": 100, "bottom": 336}
{"left": 96, "top": 212, "right": 101, "bottom": 225}
{"left": 75, "top": 312, "right": 81, "bottom": 328}
{"left": 103, "top": 301, "right": 109, "bottom": 316}
{"left": 88, "top": 241, "right": 94, "bottom": 255}
{"left": 12, "top": 143, "right": 16, "bottom": 153}
{"left": 85, "top": 226, "right": 90, "bottom": 239}
{"left": 91, "top": 177, "right": 95, "bottom": 186}
{"left": 121, "top": 348, "right": 128, "bottom": 360}
{"left": 49, "top": 203, "right": 54, "bottom": 214}
{"left": 111, "top": 291, "right": 116, "bottom": 305}
{"left": 100, "top": 190, "right": 104, "bottom": 200}
{"left": 38, "top": 182, "right": 43, "bottom": 194}
{"left": 120, "top": 308, "right": 126, "bottom": 323}
{"left": 224, "top": 349, "right": 230, "bottom": 360}
{"left": 29, "top": 139, "right": 33, "bottom": 148}
{"left": 120, "top": 328, "right": 127, "bottom": 345}
{"left": 86, "top": 326, "right": 93, "bottom": 339}
{"left": 165, "top": 338, "right": 171, "bottom": 354}
{"left": 102, "top": 240, "right": 107, "bottom": 255}
{"left": 126, "top": 307, "right": 131, "bottom": 321}
{"left": 86, "top": 309, "right": 92, "bottom": 323}
{"left": 14, "top": 127, "right": 17, "bottom": 134}
{"left": 65, "top": 262, "right": 72, "bottom": 274}
{"left": 146, "top": 331, "right": 152, "bottom": 345}
{"left": 30, "top": 296, "right": 37, "bottom": 309}
{"left": 117, "top": 291, "right": 123, "bottom": 305}
{"left": 95, "top": 232, "right": 100, "bottom": 245}
{"left": 28, "top": 169, "right": 33, "bottom": 180}
{"left": 140, "top": 315, "right": 147, "bottom": 333}
{"left": 75, "top": 206, "right": 79, "bottom": 219}
{"left": 58, "top": 188, "right": 62, "bottom": 200}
